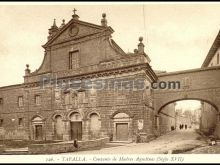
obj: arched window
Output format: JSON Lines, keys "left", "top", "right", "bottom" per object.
{"left": 89, "top": 113, "right": 101, "bottom": 139}
{"left": 54, "top": 115, "right": 64, "bottom": 140}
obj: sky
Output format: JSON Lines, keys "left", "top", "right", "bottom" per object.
{"left": 0, "top": 2, "right": 218, "bottom": 111}
{"left": 1, "top": 2, "right": 219, "bottom": 110}
{"left": 175, "top": 100, "right": 201, "bottom": 111}
{"left": 0, "top": 3, "right": 220, "bottom": 87}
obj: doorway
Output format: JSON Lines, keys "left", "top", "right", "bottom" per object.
{"left": 116, "top": 123, "right": 128, "bottom": 141}
{"left": 35, "top": 125, "right": 43, "bottom": 140}
{"left": 70, "top": 121, "right": 82, "bottom": 140}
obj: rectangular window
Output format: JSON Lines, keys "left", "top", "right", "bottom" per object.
{"left": 69, "top": 53, "right": 72, "bottom": 69}
{"left": 154, "top": 116, "right": 159, "bottom": 129}
{"left": 78, "top": 92, "right": 85, "bottom": 104}
{"left": 69, "top": 50, "right": 79, "bottom": 70}
{"left": 64, "top": 92, "right": 71, "bottom": 105}
{"left": 35, "top": 95, "right": 41, "bottom": 105}
{"left": 18, "top": 96, "right": 24, "bottom": 107}
{"left": 0, "top": 98, "right": 3, "bottom": 105}
{"left": 0, "top": 119, "right": 3, "bottom": 127}
{"left": 18, "top": 118, "right": 23, "bottom": 126}
{"left": 217, "top": 53, "right": 219, "bottom": 65}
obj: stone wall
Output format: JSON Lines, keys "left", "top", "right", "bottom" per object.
{"left": 214, "top": 122, "right": 220, "bottom": 138}
{"left": 159, "top": 103, "right": 176, "bottom": 135}
{"left": 0, "top": 85, "right": 29, "bottom": 140}
{"left": 0, "top": 145, "right": 5, "bottom": 154}
{"left": 28, "top": 137, "right": 109, "bottom": 154}
{"left": 200, "top": 102, "right": 217, "bottom": 135}
{"left": 0, "top": 70, "right": 153, "bottom": 142}
{"left": 0, "top": 13, "right": 156, "bottom": 142}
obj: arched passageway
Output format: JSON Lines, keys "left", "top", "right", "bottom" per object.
{"left": 157, "top": 99, "right": 219, "bottom": 137}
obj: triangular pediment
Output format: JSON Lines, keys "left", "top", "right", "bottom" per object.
{"left": 43, "top": 19, "right": 114, "bottom": 47}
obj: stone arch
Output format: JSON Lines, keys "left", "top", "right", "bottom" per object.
{"left": 67, "top": 110, "right": 84, "bottom": 121}
{"left": 52, "top": 113, "right": 65, "bottom": 121}
{"left": 114, "top": 112, "right": 130, "bottom": 119}
{"left": 110, "top": 110, "right": 134, "bottom": 119}
{"left": 158, "top": 98, "right": 219, "bottom": 114}
{"left": 87, "top": 111, "right": 101, "bottom": 119}
{"left": 69, "top": 112, "right": 83, "bottom": 121}
{"left": 155, "top": 97, "right": 219, "bottom": 137}
{"left": 31, "top": 115, "right": 44, "bottom": 121}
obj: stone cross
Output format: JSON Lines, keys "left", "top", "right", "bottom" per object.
{"left": 73, "top": 8, "right": 77, "bottom": 15}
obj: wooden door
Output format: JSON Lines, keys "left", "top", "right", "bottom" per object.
{"left": 70, "top": 122, "right": 82, "bottom": 140}
{"left": 35, "top": 125, "right": 43, "bottom": 140}
{"left": 116, "top": 123, "right": 128, "bottom": 141}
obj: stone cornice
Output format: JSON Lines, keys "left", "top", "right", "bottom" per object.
{"left": 43, "top": 17, "right": 113, "bottom": 48}
{"left": 45, "top": 30, "right": 107, "bottom": 49}
{"left": 0, "top": 83, "right": 24, "bottom": 91}
{"left": 202, "top": 30, "right": 220, "bottom": 67}
{"left": 24, "top": 63, "right": 155, "bottom": 88}
{"left": 157, "top": 65, "right": 220, "bottom": 77}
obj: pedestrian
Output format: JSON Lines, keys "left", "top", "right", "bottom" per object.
{"left": 185, "top": 124, "right": 187, "bottom": 129}
{"left": 73, "top": 139, "right": 79, "bottom": 151}
{"left": 136, "top": 132, "right": 141, "bottom": 143}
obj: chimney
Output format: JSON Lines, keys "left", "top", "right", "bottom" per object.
{"left": 138, "top": 36, "right": 144, "bottom": 54}
{"left": 101, "top": 13, "right": 107, "bottom": 27}
{"left": 25, "top": 64, "right": 31, "bottom": 76}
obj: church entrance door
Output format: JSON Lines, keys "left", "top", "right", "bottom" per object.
{"left": 35, "top": 125, "right": 43, "bottom": 140}
{"left": 70, "top": 121, "right": 82, "bottom": 140}
{"left": 116, "top": 123, "right": 128, "bottom": 141}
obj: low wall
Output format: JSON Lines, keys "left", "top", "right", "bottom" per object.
{"left": 28, "top": 137, "right": 109, "bottom": 154}
{"left": 214, "top": 124, "right": 220, "bottom": 139}
{"left": 0, "top": 145, "right": 5, "bottom": 153}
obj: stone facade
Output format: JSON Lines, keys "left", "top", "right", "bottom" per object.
{"left": 28, "top": 137, "right": 109, "bottom": 154}
{"left": 2, "top": 10, "right": 219, "bottom": 144}
{"left": 200, "top": 101, "right": 217, "bottom": 135}
{"left": 201, "top": 30, "right": 220, "bottom": 137}
{"left": 158, "top": 103, "right": 176, "bottom": 135}
{"left": 0, "top": 12, "right": 157, "bottom": 142}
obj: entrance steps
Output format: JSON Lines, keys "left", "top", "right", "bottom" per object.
{"left": 109, "top": 141, "right": 133, "bottom": 145}
{"left": 2, "top": 147, "right": 29, "bottom": 155}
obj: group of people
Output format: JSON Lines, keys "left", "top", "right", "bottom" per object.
{"left": 179, "top": 124, "right": 187, "bottom": 130}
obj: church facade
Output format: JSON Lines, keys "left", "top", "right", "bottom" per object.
{"left": 0, "top": 12, "right": 158, "bottom": 142}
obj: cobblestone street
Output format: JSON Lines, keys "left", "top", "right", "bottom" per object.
{"left": 62, "top": 129, "right": 211, "bottom": 154}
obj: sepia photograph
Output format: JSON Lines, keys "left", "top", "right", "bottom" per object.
{"left": 0, "top": 1, "right": 220, "bottom": 163}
